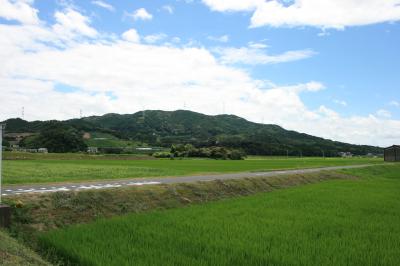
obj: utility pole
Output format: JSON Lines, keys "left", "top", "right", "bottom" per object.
{"left": 0, "top": 123, "right": 11, "bottom": 228}
{"left": 21, "top": 107, "right": 25, "bottom": 120}
{"left": 286, "top": 149, "right": 289, "bottom": 158}
{"left": 0, "top": 124, "right": 4, "bottom": 204}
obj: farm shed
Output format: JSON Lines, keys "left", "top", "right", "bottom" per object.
{"left": 384, "top": 145, "right": 400, "bottom": 162}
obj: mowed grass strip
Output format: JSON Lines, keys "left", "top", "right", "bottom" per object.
{"left": 3, "top": 157, "right": 380, "bottom": 184}
{"left": 39, "top": 164, "right": 400, "bottom": 266}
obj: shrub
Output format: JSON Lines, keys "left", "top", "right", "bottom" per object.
{"left": 153, "top": 151, "right": 172, "bottom": 158}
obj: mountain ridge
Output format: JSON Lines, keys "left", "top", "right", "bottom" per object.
{"left": 2, "top": 110, "right": 382, "bottom": 156}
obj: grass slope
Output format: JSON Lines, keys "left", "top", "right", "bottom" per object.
{"left": 0, "top": 230, "right": 50, "bottom": 266}
{"left": 3, "top": 157, "right": 380, "bottom": 184}
{"left": 39, "top": 164, "right": 400, "bottom": 266}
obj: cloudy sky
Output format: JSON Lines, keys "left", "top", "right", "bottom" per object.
{"left": 1, "top": 0, "right": 400, "bottom": 146}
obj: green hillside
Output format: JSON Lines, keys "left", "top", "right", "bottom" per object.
{"left": 2, "top": 110, "right": 382, "bottom": 156}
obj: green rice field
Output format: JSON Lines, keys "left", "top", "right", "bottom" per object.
{"left": 39, "top": 164, "right": 400, "bottom": 266}
{"left": 3, "top": 156, "right": 381, "bottom": 184}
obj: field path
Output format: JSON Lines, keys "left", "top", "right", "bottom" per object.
{"left": 2, "top": 164, "right": 373, "bottom": 196}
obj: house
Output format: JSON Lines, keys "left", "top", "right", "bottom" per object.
{"left": 87, "top": 147, "right": 98, "bottom": 153}
{"left": 384, "top": 145, "right": 400, "bottom": 162}
{"left": 339, "top": 152, "right": 353, "bottom": 158}
{"left": 38, "top": 148, "right": 48, "bottom": 153}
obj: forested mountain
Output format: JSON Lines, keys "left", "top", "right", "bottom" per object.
{"left": 2, "top": 110, "right": 382, "bottom": 156}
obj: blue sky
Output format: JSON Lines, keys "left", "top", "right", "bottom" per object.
{"left": 1, "top": 0, "right": 400, "bottom": 146}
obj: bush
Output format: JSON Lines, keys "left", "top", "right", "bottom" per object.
{"left": 153, "top": 151, "right": 172, "bottom": 158}
{"left": 169, "top": 144, "right": 246, "bottom": 160}
{"left": 228, "top": 149, "right": 246, "bottom": 160}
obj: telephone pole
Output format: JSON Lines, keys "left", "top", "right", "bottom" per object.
{"left": 0, "top": 124, "right": 5, "bottom": 204}
{"left": 0, "top": 123, "right": 11, "bottom": 228}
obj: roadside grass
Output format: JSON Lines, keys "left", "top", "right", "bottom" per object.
{"left": 2, "top": 157, "right": 381, "bottom": 184}
{"left": 0, "top": 230, "right": 50, "bottom": 266}
{"left": 6, "top": 171, "right": 351, "bottom": 233}
{"left": 37, "top": 164, "right": 400, "bottom": 266}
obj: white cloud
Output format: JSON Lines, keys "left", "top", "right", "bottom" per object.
{"left": 171, "top": 37, "right": 181, "bottom": 43}
{"left": 53, "top": 8, "right": 98, "bottom": 38}
{"left": 122, "top": 28, "right": 140, "bottom": 43}
{"left": 202, "top": 0, "right": 262, "bottom": 12}
{"left": 202, "top": 0, "right": 400, "bottom": 29}
{"left": 92, "top": 0, "right": 114, "bottom": 12}
{"left": 247, "top": 42, "right": 268, "bottom": 49}
{"left": 130, "top": 8, "right": 153, "bottom": 21}
{"left": 1, "top": 6, "right": 400, "bottom": 147}
{"left": 389, "top": 100, "right": 400, "bottom": 107}
{"left": 143, "top": 33, "right": 167, "bottom": 44}
{"left": 333, "top": 99, "right": 347, "bottom": 106}
{"left": 208, "top": 35, "right": 229, "bottom": 43}
{"left": 162, "top": 5, "right": 174, "bottom": 14}
{"left": 0, "top": 0, "right": 40, "bottom": 24}
{"left": 215, "top": 45, "right": 315, "bottom": 65}
{"left": 376, "top": 109, "right": 392, "bottom": 118}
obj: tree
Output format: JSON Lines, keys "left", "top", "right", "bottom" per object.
{"left": 21, "top": 122, "right": 87, "bottom": 153}
{"left": 2, "top": 139, "right": 9, "bottom": 147}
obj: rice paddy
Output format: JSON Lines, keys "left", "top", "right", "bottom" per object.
{"left": 39, "top": 164, "right": 400, "bottom": 266}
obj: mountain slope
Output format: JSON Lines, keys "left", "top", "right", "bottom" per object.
{"left": 2, "top": 110, "right": 382, "bottom": 156}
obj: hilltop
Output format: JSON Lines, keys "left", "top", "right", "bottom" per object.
{"left": 2, "top": 110, "right": 382, "bottom": 156}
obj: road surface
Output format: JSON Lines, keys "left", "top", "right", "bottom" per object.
{"left": 2, "top": 164, "right": 373, "bottom": 197}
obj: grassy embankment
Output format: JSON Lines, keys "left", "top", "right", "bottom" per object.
{"left": 0, "top": 230, "right": 50, "bottom": 266}
{"left": 2, "top": 154, "right": 381, "bottom": 184}
{"left": 36, "top": 164, "right": 400, "bottom": 266}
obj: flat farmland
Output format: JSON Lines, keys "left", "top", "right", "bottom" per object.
{"left": 2, "top": 157, "right": 381, "bottom": 184}
{"left": 39, "top": 164, "right": 400, "bottom": 266}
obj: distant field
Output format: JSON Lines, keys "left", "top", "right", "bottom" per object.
{"left": 84, "top": 132, "right": 139, "bottom": 148}
{"left": 3, "top": 151, "right": 153, "bottom": 160}
{"left": 39, "top": 164, "right": 400, "bottom": 266}
{"left": 2, "top": 156, "right": 381, "bottom": 184}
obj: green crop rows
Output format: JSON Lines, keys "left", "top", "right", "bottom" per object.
{"left": 39, "top": 164, "right": 400, "bottom": 266}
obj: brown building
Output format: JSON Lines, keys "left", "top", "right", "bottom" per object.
{"left": 384, "top": 145, "right": 400, "bottom": 162}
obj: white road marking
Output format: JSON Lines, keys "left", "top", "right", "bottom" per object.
{"left": 2, "top": 181, "right": 162, "bottom": 196}
{"left": 127, "top": 181, "right": 161, "bottom": 186}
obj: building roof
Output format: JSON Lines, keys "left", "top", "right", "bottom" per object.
{"left": 384, "top": 145, "right": 400, "bottom": 150}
